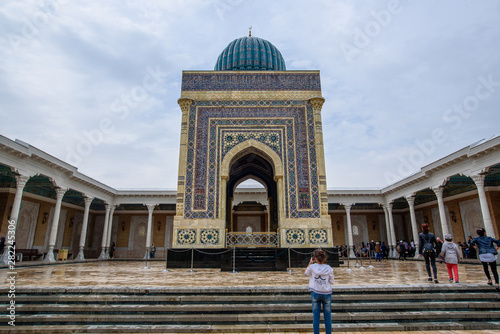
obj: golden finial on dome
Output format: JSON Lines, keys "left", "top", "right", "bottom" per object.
{"left": 249, "top": 26, "right": 252, "bottom": 37}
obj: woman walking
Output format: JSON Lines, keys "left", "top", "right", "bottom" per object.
{"left": 440, "top": 234, "right": 461, "bottom": 283}
{"left": 305, "top": 249, "right": 334, "bottom": 334}
{"left": 419, "top": 223, "right": 439, "bottom": 283}
{"left": 470, "top": 228, "right": 500, "bottom": 290}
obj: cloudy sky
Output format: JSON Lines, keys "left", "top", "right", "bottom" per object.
{"left": 1, "top": 1, "right": 499, "bottom": 190}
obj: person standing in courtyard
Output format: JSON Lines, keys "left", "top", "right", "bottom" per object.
{"left": 436, "top": 237, "right": 444, "bottom": 263}
{"left": 109, "top": 242, "right": 116, "bottom": 259}
{"left": 150, "top": 243, "right": 156, "bottom": 258}
{"left": 375, "top": 242, "right": 382, "bottom": 261}
{"left": 305, "top": 248, "right": 334, "bottom": 334}
{"left": 419, "top": 223, "right": 439, "bottom": 283}
{"left": 398, "top": 240, "right": 406, "bottom": 261}
{"left": 439, "top": 234, "right": 461, "bottom": 283}
{"left": 470, "top": 228, "right": 500, "bottom": 290}
{"left": 381, "top": 242, "right": 388, "bottom": 260}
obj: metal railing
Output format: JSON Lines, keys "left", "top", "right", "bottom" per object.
{"left": 225, "top": 231, "right": 279, "bottom": 247}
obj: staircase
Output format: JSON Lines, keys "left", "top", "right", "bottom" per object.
{"left": 221, "top": 248, "right": 288, "bottom": 271}
{"left": 219, "top": 247, "right": 339, "bottom": 271}
{"left": 1, "top": 285, "right": 499, "bottom": 333}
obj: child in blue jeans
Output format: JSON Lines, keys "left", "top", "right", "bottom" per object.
{"left": 305, "top": 249, "right": 334, "bottom": 334}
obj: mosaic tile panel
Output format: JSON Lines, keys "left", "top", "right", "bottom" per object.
{"left": 200, "top": 229, "right": 220, "bottom": 245}
{"left": 177, "top": 229, "right": 196, "bottom": 245}
{"left": 285, "top": 229, "right": 305, "bottom": 245}
{"left": 308, "top": 229, "right": 328, "bottom": 244}
{"left": 182, "top": 72, "right": 321, "bottom": 91}
{"left": 183, "top": 99, "right": 320, "bottom": 220}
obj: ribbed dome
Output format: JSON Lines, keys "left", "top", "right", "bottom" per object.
{"left": 214, "top": 36, "right": 286, "bottom": 71}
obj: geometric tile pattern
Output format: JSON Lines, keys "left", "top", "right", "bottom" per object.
{"left": 200, "top": 229, "right": 220, "bottom": 245}
{"left": 308, "top": 229, "right": 328, "bottom": 244}
{"left": 285, "top": 229, "right": 306, "bottom": 245}
{"left": 177, "top": 229, "right": 196, "bottom": 245}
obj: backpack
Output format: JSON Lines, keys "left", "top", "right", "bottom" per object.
{"left": 421, "top": 233, "right": 435, "bottom": 251}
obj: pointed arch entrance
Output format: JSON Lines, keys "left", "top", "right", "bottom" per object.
{"left": 220, "top": 139, "right": 284, "bottom": 233}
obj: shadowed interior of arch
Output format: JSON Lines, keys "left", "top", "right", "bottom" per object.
{"left": 227, "top": 152, "right": 278, "bottom": 233}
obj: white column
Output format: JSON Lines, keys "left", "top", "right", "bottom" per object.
{"left": 1, "top": 175, "right": 29, "bottom": 265}
{"left": 471, "top": 174, "right": 496, "bottom": 238}
{"left": 432, "top": 186, "right": 450, "bottom": 237}
{"left": 144, "top": 204, "right": 156, "bottom": 259}
{"left": 44, "top": 187, "right": 67, "bottom": 262}
{"left": 405, "top": 194, "right": 419, "bottom": 258}
{"left": 381, "top": 204, "right": 391, "bottom": 253}
{"left": 386, "top": 202, "right": 397, "bottom": 258}
{"left": 343, "top": 203, "right": 355, "bottom": 258}
{"left": 75, "top": 196, "right": 93, "bottom": 261}
{"left": 105, "top": 205, "right": 116, "bottom": 258}
{"left": 98, "top": 204, "right": 111, "bottom": 259}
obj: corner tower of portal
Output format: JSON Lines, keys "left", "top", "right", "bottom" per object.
{"left": 173, "top": 35, "right": 333, "bottom": 248}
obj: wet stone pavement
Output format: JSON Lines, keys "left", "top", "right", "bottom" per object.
{"left": 1, "top": 258, "right": 499, "bottom": 334}
{"left": 0, "top": 258, "right": 496, "bottom": 289}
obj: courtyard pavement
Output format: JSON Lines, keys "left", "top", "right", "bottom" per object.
{"left": 1, "top": 258, "right": 499, "bottom": 334}
{"left": 0, "top": 257, "right": 497, "bottom": 289}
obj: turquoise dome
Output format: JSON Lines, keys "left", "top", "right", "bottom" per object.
{"left": 214, "top": 36, "right": 286, "bottom": 71}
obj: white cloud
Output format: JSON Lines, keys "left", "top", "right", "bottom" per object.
{"left": 1, "top": 0, "right": 499, "bottom": 189}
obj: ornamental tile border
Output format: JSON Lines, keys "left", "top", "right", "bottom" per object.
{"left": 180, "top": 90, "right": 321, "bottom": 101}
{"left": 181, "top": 72, "right": 321, "bottom": 91}
{"left": 183, "top": 99, "right": 320, "bottom": 220}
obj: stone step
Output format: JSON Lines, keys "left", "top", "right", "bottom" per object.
{"left": 1, "top": 286, "right": 498, "bottom": 333}
{"left": 5, "top": 291, "right": 498, "bottom": 303}
{"left": 3, "top": 321, "right": 500, "bottom": 333}
{"left": 12, "top": 310, "right": 500, "bottom": 324}
{"left": 15, "top": 300, "right": 500, "bottom": 313}
{"left": 6, "top": 285, "right": 495, "bottom": 293}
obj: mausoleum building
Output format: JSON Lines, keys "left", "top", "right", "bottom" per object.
{"left": 1, "top": 35, "right": 499, "bottom": 262}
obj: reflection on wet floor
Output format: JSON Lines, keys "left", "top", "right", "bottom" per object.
{"left": 0, "top": 259, "right": 493, "bottom": 288}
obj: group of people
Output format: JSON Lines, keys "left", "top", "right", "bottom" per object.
{"left": 396, "top": 239, "right": 417, "bottom": 260}
{"left": 339, "top": 241, "right": 391, "bottom": 260}
{"left": 419, "top": 223, "right": 499, "bottom": 288}
{"left": 458, "top": 237, "right": 478, "bottom": 259}
{"left": 341, "top": 239, "right": 419, "bottom": 261}
{"left": 306, "top": 225, "right": 499, "bottom": 334}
